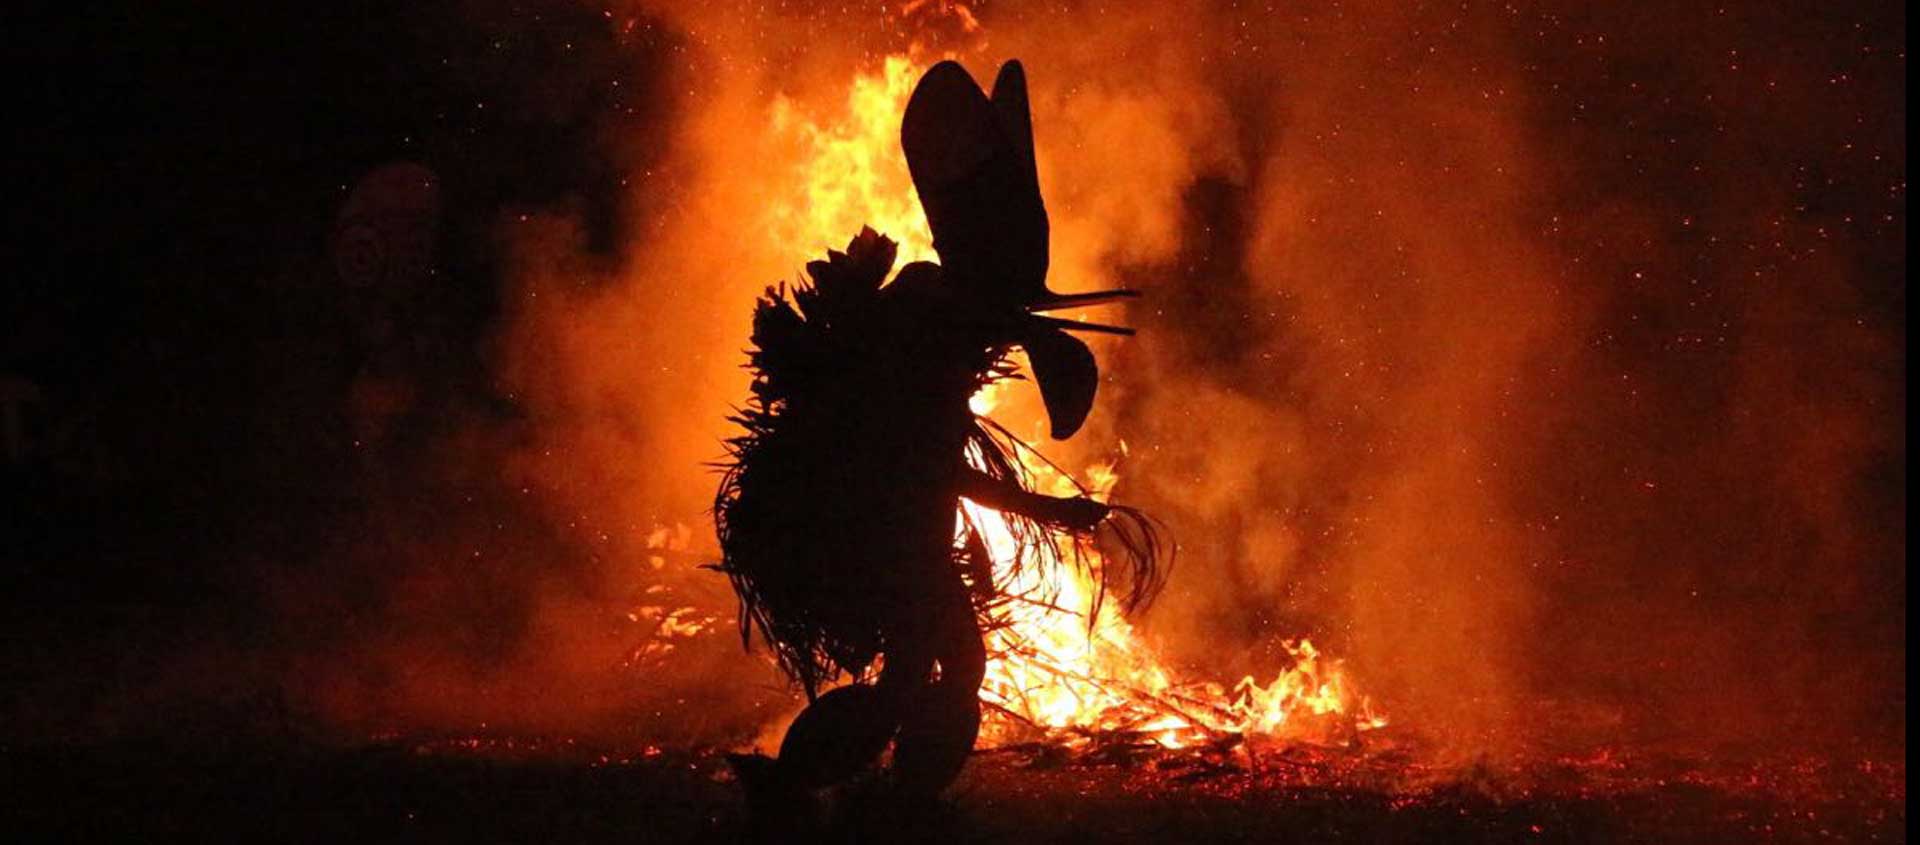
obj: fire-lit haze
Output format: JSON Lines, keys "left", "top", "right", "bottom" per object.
{"left": 252, "top": 0, "right": 1904, "bottom": 757}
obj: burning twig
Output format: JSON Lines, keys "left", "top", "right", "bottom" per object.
{"left": 980, "top": 648, "right": 1231, "bottom": 745}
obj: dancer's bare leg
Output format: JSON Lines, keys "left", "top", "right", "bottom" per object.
{"left": 891, "top": 569, "right": 985, "bottom": 798}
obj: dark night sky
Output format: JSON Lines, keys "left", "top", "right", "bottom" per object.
{"left": 5, "top": 0, "right": 657, "bottom": 531}
{"left": 3, "top": 2, "right": 677, "bottom": 735}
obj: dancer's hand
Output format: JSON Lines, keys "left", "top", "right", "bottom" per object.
{"left": 1049, "top": 496, "right": 1110, "bottom": 531}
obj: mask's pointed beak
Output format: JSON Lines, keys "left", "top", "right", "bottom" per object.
{"left": 1021, "top": 323, "right": 1100, "bottom": 440}
{"left": 1024, "top": 289, "right": 1141, "bottom": 312}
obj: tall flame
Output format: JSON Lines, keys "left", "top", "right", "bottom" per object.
{"left": 763, "top": 55, "right": 1383, "bottom": 749}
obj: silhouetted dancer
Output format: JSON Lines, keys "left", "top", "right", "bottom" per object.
{"left": 714, "top": 59, "right": 1166, "bottom": 824}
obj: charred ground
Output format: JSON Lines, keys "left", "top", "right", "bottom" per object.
{"left": 5, "top": 735, "right": 1903, "bottom": 843}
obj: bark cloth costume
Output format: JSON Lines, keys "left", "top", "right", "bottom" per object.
{"left": 715, "top": 60, "right": 1167, "bottom": 813}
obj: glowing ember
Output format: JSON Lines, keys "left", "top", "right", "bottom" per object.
{"left": 757, "top": 55, "right": 1385, "bottom": 750}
